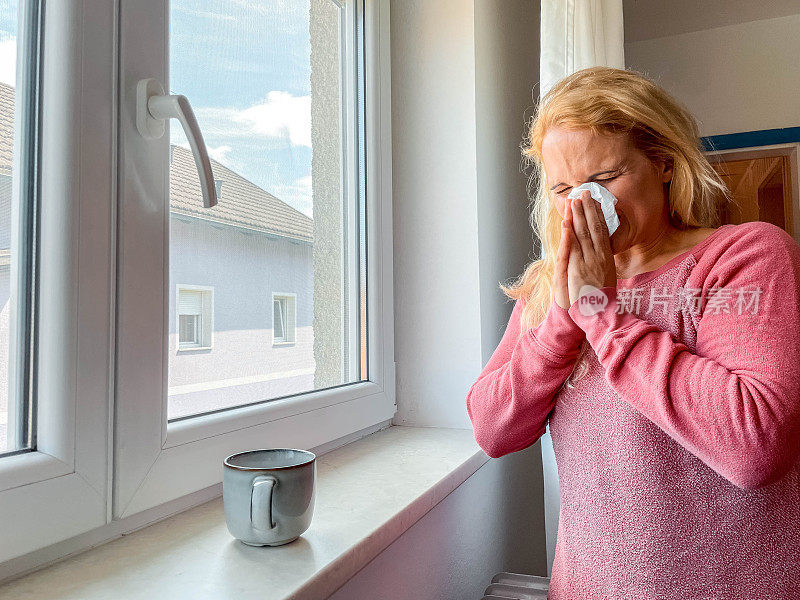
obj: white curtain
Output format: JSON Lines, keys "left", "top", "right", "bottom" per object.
{"left": 539, "top": 0, "right": 626, "bottom": 100}
{"left": 538, "top": 0, "right": 626, "bottom": 577}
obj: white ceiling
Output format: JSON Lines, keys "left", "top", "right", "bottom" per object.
{"left": 623, "top": 0, "right": 800, "bottom": 42}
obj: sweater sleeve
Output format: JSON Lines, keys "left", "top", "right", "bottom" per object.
{"left": 466, "top": 295, "right": 586, "bottom": 458}
{"left": 567, "top": 222, "right": 800, "bottom": 490}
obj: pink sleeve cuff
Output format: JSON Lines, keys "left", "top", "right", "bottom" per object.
{"left": 567, "top": 286, "right": 642, "bottom": 353}
{"left": 530, "top": 297, "right": 586, "bottom": 359}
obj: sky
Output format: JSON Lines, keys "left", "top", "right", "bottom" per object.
{"left": 0, "top": 0, "right": 326, "bottom": 219}
{"left": 0, "top": 3, "right": 16, "bottom": 88}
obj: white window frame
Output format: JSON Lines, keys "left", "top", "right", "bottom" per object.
{"left": 272, "top": 292, "right": 296, "bottom": 345}
{"left": 113, "top": 0, "right": 395, "bottom": 521}
{"left": 176, "top": 284, "right": 213, "bottom": 351}
{"left": 0, "top": 0, "right": 115, "bottom": 563}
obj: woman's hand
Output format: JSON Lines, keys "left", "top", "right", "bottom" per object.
{"left": 565, "top": 190, "right": 617, "bottom": 306}
{"left": 554, "top": 195, "right": 574, "bottom": 310}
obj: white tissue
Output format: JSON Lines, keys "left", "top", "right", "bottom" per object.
{"left": 566, "top": 182, "right": 620, "bottom": 236}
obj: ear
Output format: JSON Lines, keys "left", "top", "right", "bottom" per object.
{"left": 659, "top": 157, "right": 674, "bottom": 184}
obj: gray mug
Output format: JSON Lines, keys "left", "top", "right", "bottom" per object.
{"left": 223, "top": 448, "right": 316, "bottom": 546}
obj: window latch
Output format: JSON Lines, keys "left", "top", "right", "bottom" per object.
{"left": 135, "top": 78, "right": 218, "bottom": 208}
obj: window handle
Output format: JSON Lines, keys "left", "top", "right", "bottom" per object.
{"left": 135, "top": 78, "right": 218, "bottom": 208}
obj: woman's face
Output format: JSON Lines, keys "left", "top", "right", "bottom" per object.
{"left": 541, "top": 126, "right": 673, "bottom": 255}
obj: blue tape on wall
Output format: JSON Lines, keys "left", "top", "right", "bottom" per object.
{"left": 701, "top": 127, "right": 800, "bottom": 151}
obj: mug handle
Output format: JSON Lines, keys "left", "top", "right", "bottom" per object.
{"left": 251, "top": 475, "right": 277, "bottom": 531}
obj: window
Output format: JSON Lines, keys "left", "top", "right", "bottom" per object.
{"left": 159, "top": 0, "right": 360, "bottom": 422}
{"left": 272, "top": 293, "right": 296, "bottom": 344}
{"left": 0, "top": 0, "right": 115, "bottom": 566}
{"left": 0, "top": 0, "right": 393, "bottom": 575}
{"left": 177, "top": 286, "right": 213, "bottom": 350}
{"left": 112, "top": 0, "right": 396, "bottom": 524}
{"left": 0, "top": 0, "right": 37, "bottom": 458}
{"left": 179, "top": 311, "right": 200, "bottom": 346}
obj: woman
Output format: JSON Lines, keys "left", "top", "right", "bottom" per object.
{"left": 466, "top": 66, "right": 800, "bottom": 599}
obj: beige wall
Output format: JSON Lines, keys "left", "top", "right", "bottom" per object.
{"left": 329, "top": 443, "right": 547, "bottom": 599}
{"left": 624, "top": 13, "right": 800, "bottom": 136}
{"left": 334, "top": 0, "right": 549, "bottom": 594}
{"left": 474, "top": 1, "right": 541, "bottom": 365}
{"left": 390, "top": 0, "right": 483, "bottom": 428}
{"left": 390, "top": 0, "right": 542, "bottom": 429}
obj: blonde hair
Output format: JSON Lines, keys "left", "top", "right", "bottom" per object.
{"left": 502, "top": 66, "right": 731, "bottom": 386}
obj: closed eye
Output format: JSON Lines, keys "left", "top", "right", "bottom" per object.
{"left": 555, "top": 175, "right": 617, "bottom": 196}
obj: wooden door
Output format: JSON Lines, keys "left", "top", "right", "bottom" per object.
{"left": 711, "top": 154, "right": 795, "bottom": 237}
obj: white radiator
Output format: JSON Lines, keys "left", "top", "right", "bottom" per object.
{"left": 479, "top": 572, "right": 550, "bottom": 599}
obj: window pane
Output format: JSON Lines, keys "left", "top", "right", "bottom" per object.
{"left": 273, "top": 299, "right": 285, "bottom": 341}
{"left": 179, "top": 314, "right": 199, "bottom": 345}
{"left": 0, "top": 0, "right": 38, "bottom": 455}
{"left": 167, "top": 0, "right": 366, "bottom": 420}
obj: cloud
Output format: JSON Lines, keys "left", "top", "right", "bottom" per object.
{"left": 272, "top": 175, "right": 313, "bottom": 218}
{"left": 175, "top": 141, "right": 238, "bottom": 173}
{"left": 227, "top": 0, "right": 303, "bottom": 16}
{"left": 193, "top": 92, "right": 312, "bottom": 149}
{"left": 0, "top": 35, "right": 16, "bottom": 87}
{"left": 173, "top": 7, "right": 236, "bottom": 21}
{"left": 206, "top": 144, "right": 233, "bottom": 163}
{"left": 234, "top": 92, "right": 311, "bottom": 147}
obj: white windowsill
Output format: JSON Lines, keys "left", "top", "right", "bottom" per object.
{"left": 0, "top": 425, "right": 489, "bottom": 599}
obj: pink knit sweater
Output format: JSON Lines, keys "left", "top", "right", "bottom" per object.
{"left": 466, "top": 221, "right": 800, "bottom": 599}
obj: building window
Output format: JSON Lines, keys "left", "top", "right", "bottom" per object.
{"left": 273, "top": 294, "right": 296, "bottom": 344}
{"left": 177, "top": 286, "right": 213, "bottom": 349}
